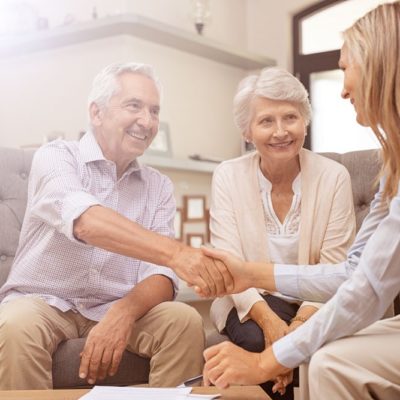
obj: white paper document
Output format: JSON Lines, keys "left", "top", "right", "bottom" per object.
{"left": 79, "top": 385, "right": 220, "bottom": 399}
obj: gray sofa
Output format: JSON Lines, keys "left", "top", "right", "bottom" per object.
{"left": 0, "top": 146, "right": 383, "bottom": 388}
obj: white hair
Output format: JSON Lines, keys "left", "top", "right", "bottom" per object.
{"left": 87, "top": 62, "right": 162, "bottom": 111}
{"left": 233, "top": 67, "right": 312, "bottom": 136}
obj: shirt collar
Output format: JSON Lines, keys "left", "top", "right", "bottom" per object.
{"left": 79, "top": 130, "right": 142, "bottom": 174}
{"left": 257, "top": 166, "right": 301, "bottom": 195}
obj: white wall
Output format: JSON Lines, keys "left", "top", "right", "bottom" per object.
{"left": 0, "top": 0, "right": 317, "bottom": 208}
{"left": 0, "top": 0, "right": 249, "bottom": 157}
{"left": 246, "top": 0, "right": 314, "bottom": 70}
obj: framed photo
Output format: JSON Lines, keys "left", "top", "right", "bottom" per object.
{"left": 183, "top": 195, "right": 206, "bottom": 221}
{"left": 186, "top": 233, "right": 205, "bottom": 248}
{"left": 205, "top": 208, "right": 211, "bottom": 242}
{"left": 147, "top": 122, "right": 172, "bottom": 157}
{"left": 174, "top": 208, "right": 183, "bottom": 240}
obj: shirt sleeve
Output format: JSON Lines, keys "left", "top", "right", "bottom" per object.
{"left": 274, "top": 182, "right": 387, "bottom": 303}
{"left": 273, "top": 181, "right": 399, "bottom": 368}
{"left": 28, "top": 143, "right": 101, "bottom": 243}
{"left": 137, "top": 176, "right": 179, "bottom": 296}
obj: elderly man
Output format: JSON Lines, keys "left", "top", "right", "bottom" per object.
{"left": 0, "top": 62, "right": 232, "bottom": 390}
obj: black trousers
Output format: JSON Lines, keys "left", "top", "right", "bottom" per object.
{"left": 225, "top": 294, "right": 300, "bottom": 400}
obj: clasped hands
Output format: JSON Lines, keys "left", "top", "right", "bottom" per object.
{"left": 170, "top": 245, "right": 252, "bottom": 299}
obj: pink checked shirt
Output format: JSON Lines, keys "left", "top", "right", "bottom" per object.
{"left": 0, "top": 132, "right": 178, "bottom": 321}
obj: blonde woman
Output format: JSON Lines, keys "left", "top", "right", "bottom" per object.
{"left": 209, "top": 67, "right": 355, "bottom": 399}
{"left": 203, "top": 2, "right": 400, "bottom": 399}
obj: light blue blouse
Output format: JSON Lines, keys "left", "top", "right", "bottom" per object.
{"left": 273, "top": 177, "right": 400, "bottom": 368}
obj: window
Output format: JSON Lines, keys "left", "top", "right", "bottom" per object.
{"left": 293, "top": 0, "right": 393, "bottom": 153}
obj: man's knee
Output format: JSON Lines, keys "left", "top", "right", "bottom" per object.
{"left": 0, "top": 298, "right": 51, "bottom": 350}
{"left": 158, "top": 302, "right": 204, "bottom": 343}
{"left": 165, "top": 301, "right": 203, "bottom": 329}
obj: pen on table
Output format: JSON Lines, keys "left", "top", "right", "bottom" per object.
{"left": 183, "top": 374, "right": 203, "bottom": 387}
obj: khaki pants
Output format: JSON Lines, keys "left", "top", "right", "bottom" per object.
{"left": 0, "top": 296, "right": 205, "bottom": 390}
{"left": 299, "top": 315, "right": 400, "bottom": 400}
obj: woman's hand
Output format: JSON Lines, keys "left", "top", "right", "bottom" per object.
{"left": 260, "top": 313, "right": 289, "bottom": 348}
{"left": 198, "top": 247, "right": 252, "bottom": 294}
{"left": 203, "top": 341, "right": 289, "bottom": 389}
{"left": 272, "top": 370, "right": 294, "bottom": 395}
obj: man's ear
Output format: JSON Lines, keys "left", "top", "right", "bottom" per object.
{"left": 89, "top": 102, "right": 103, "bottom": 127}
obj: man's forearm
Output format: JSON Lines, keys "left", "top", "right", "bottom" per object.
{"left": 116, "top": 275, "right": 174, "bottom": 321}
{"left": 74, "top": 205, "right": 181, "bottom": 268}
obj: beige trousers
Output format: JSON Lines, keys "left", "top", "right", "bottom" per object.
{"left": 299, "top": 315, "right": 400, "bottom": 400}
{"left": 0, "top": 296, "right": 205, "bottom": 390}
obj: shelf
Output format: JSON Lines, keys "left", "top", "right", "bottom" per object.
{"left": 0, "top": 14, "right": 275, "bottom": 69}
{"left": 139, "top": 154, "right": 218, "bottom": 173}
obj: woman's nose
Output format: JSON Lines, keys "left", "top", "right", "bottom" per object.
{"left": 274, "top": 124, "right": 288, "bottom": 137}
{"left": 341, "top": 87, "right": 349, "bottom": 99}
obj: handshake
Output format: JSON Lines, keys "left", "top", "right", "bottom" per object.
{"left": 168, "top": 245, "right": 274, "bottom": 298}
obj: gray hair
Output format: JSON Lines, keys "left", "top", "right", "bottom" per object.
{"left": 88, "top": 62, "right": 162, "bottom": 111}
{"left": 233, "top": 67, "right": 311, "bottom": 136}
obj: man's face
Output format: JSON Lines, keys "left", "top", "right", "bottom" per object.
{"left": 339, "top": 44, "right": 365, "bottom": 125}
{"left": 91, "top": 72, "right": 160, "bottom": 160}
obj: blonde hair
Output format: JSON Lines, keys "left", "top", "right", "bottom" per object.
{"left": 343, "top": 2, "right": 400, "bottom": 200}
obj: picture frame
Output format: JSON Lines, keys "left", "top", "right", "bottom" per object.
{"left": 146, "top": 122, "right": 172, "bottom": 157}
{"left": 183, "top": 195, "right": 206, "bottom": 221}
{"left": 205, "top": 208, "right": 211, "bottom": 242}
{"left": 174, "top": 208, "right": 183, "bottom": 240}
{"left": 186, "top": 233, "right": 205, "bottom": 248}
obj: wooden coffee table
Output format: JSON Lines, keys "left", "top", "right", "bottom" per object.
{"left": 0, "top": 386, "right": 271, "bottom": 399}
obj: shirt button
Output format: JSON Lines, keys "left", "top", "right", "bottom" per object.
{"left": 79, "top": 304, "right": 84, "bottom": 309}
{"left": 0, "top": 255, "right": 6, "bottom": 261}
{"left": 20, "top": 172, "right": 27, "bottom": 179}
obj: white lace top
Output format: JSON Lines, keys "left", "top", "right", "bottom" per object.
{"left": 257, "top": 167, "right": 301, "bottom": 303}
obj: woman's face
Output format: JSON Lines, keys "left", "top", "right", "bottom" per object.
{"left": 247, "top": 97, "right": 306, "bottom": 164}
{"left": 339, "top": 44, "right": 365, "bottom": 125}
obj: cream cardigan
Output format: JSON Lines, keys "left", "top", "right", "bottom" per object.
{"left": 210, "top": 148, "right": 356, "bottom": 332}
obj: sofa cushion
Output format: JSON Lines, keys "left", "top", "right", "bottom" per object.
{"left": 321, "top": 149, "right": 381, "bottom": 232}
{"left": 0, "top": 148, "right": 35, "bottom": 286}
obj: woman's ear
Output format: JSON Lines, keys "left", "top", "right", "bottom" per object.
{"left": 244, "top": 131, "right": 252, "bottom": 143}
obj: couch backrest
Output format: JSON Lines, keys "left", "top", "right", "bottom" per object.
{"left": 0, "top": 147, "right": 382, "bottom": 288}
{"left": 321, "top": 149, "right": 382, "bottom": 231}
{"left": 0, "top": 147, "right": 35, "bottom": 286}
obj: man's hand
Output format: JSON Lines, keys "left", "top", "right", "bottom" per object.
{"left": 169, "top": 245, "right": 234, "bottom": 297}
{"left": 203, "top": 342, "right": 289, "bottom": 389}
{"left": 79, "top": 301, "right": 134, "bottom": 384}
{"left": 200, "top": 246, "right": 275, "bottom": 296}
{"left": 197, "top": 247, "right": 253, "bottom": 295}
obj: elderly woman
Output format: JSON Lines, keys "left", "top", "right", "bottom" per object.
{"left": 204, "top": 3, "right": 400, "bottom": 399}
{"left": 209, "top": 67, "right": 355, "bottom": 399}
